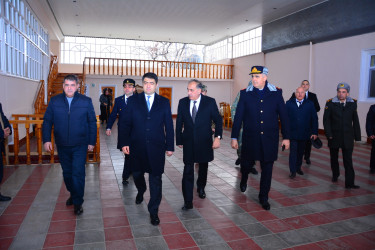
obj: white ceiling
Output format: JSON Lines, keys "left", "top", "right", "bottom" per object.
{"left": 45, "top": 0, "right": 326, "bottom": 45}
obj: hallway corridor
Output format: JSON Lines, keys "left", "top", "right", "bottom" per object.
{"left": 0, "top": 125, "right": 374, "bottom": 249}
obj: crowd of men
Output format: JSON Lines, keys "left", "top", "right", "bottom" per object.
{"left": 1, "top": 66, "right": 374, "bottom": 226}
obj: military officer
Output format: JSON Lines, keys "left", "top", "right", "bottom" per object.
{"left": 106, "top": 78, "right": 136, "bottom": 185}
{"left": 366, "top": 104, "right": 375, "bottom": 174}
{"left": 231, "top": 66, "right": 290, "bottom": 210}
{"left": 323, "top": 82, "right": 361, "bottom": 188}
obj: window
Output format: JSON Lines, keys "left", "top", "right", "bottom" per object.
{"left": 60, "top": 36, "right": 204, "bottom": 64}
{"left": 360, "top": 49, "right": 375, "bottom": 101}
{"left": 0, "top": 0, "right": 49, "bottom": 81}
{"left": 232, "top": 27, "right": 262, "bottom": 58}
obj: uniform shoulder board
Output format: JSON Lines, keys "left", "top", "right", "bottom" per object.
{"left": 241, "top": 88, "right": 246, "bottom": 90}
{"left": 326, "top": 98, "right": 332, "bottom": 103}
{"left": 276, "top": 86, "right": 282, "bottom": 90}
{"left": 353, "top": 98, "right": 357, "bottom": 102}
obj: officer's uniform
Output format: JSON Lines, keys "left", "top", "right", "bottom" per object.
{"left": 107, "top": 78, "right": 136, "bottom": 183}
{"left": 323, "top": 83, "right": 361, "bottom": 188}
{"left": 232, "top": 66, "right": 290, "bottom": 207}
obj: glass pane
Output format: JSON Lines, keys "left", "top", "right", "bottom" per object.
{"left": 371, "top": 55, "right": 375, "bottom": 67}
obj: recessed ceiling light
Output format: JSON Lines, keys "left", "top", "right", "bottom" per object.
{"left": 78, "top": 32, "right": 81, "bottom": 34}
{"left": 211, "top": 34, "right": 214, "bottom": 36}
{"left": 227, "top": 28, "right": 229, "bottom": 30}
{"left": 245, "top": 19, "right": 248, "bottom": 22}
{"left": 273, "top": 7, "right": 277, "bottom": 10}
{"left": 75, "top": 14, "right": 78, "bottom": 16}
{"left": 73, "top": 0, "right": 77, "bottom": 2}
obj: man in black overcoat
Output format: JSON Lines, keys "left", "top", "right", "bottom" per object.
{"left": 323, "top": 82, "right": 361, "bottom": 188}
{"left": 0, "top": 103, "right": 12, "bottom": 201}
{"left": 176, "top": 79, "right": 222, "bottom": 210}
{"left": 290, "top": 80, "right": 320, "bottom": 164}
{"left": 366, "top": 104, "right": 375, "bottom": 174}
{"left": 231, "top": 66, "right": 290, "bottom": 210}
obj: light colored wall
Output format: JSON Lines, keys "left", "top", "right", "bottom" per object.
{"left": 0, "top": 74, "right": 39, "bottom": 143}
{"left": 232, "top": 32, "right": 375, "bottom": 141}
{"left": 85, "top": 76, "right": 233, "bottom": 115}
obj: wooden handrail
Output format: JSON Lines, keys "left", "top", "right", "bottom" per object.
{"left": 47, "top": 56, "right": 59, "bottom": 103}
{"left": 6, "top": 115, "right": 101, "bottom": 165}
{"left": 83, "top": 57, "right": 234, "bottom": 81}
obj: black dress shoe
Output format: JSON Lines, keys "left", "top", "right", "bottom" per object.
{"left": 345, "top": 184, "right": 360, "bottom": 189}
{"left": 0, "top": 194, "right": 11, "bottom": 202}
{"left": 260, "top": 201, "right": 271, "bottom": 210}
{"left": 306, "top": 159, "right": 311, "bottom": 165}
{"left": 197, "top": 188, "right": 206, "bottom": 199}
{"left": 289, "top": 172, "right": 296, "bottom": 179}
{"left": 150, "top": 214, "right": 160, "bottom": 226}
{"left": 296, "top": 170, "right": 304, "bottom": 175}
{"left": 332, "top": 176, "right": 338, "bottom": 182}
{"left": 122, "top": 179, "right": 129, "bottom": 185}
{"left": 74, "top": 205, "right": 83, "bottom": 215}
{"left": 235, "top": 158, "right": 241, "bottom": 165}
{"left": 182, "top": 202, "right": 193, "bottom": 210}
{"left": 249, "top": 167, "right": 258, "bottom": 175}
{"left": 66, "top": 196, "right": 73, "bottom": 206}
{"left": 135, "top": 192, "right": 144, "bottom": 204}
{"left": 240, "top": 184, "right": 247, "bottom": 192}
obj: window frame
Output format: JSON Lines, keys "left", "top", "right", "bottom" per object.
{"left": 359, "top": 48, "right": 375, "bottom": 102}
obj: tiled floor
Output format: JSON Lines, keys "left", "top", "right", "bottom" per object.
{"left": 1, "top": 124, "right": 375, "bottom": 249}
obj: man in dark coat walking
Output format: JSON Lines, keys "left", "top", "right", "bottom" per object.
{"left": 176, "top": 79, "right": 222, "bottom": 210}
{"left": 290, "top": 80, "right": 320, "bottom": 164}
{"left": 0, "top": 103, "right": 12, "bottom": 201}
{"left": 286, "top": 87, "right": 318, "bottom": 179}
{"left": 231, "top": 66, "right": 290, "bottom": 210}
{"left": 323, "top": 82, "right": 361, "bottom": 188}
{"left": 43, "top": 74, "right": 97, "bottom": 215}
{"left": 106, "top": 78, "right": 136, "bottom": 185}
{"left": 119, "top": 72, "right": 174, "bottom": 226}
{"left": 366, "top": 104, "right": 375, "bottom": 174}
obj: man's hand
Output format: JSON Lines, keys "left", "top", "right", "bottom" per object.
{"left": 3, "top": 127, "right": 11, "bottom": 138}
{"left": 166, "top": 151, "right": 173, "bottom": 156}
{"left": 106, "top": 130, "right": 111, "bottom": 136}
{"left": 281, "top": 139, "right": 290, "bottom": 150}
{"left": 122, "top": 146, "right": 130, "bottom": 155}
{"left": 231, "top": 139, "right": 238, "bottom": 149}
{"left": 212, "top": 137, "right": 220, "bottom": 149}
{"left": 310, "top": 134, "right": 317, "bottom": 140}
{"left": 44, "top": 142, "right": 53, "bottom": 152}
{"left": 88, "top": 145, "right": 95, "bottom": 151}
{"left": 371, "top": 135, "right": 375, "bottom": 140}
{"left": 177, "top": 145, "right": 183, "bottom": 148}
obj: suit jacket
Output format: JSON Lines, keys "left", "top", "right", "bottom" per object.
{"left": 119, "top": 92, "right": 174, "bottom": 175}
{"left": 176, "top": 95, "right": 222, "bottom": 164}
{"left": 107, "top": 94, "right": 128, "bottom": 149}
{"left": 0, "top": 103, "right": 12, "bottom": 153}
{"left": 231, "top": 82, "right": 290, "bottom": 162}
{"left": 323, "top": 97, "right": 361, "bottom": 148}
{"left": 290, "top": 91, "right": 320, "bottom": 112}
{"left": 42, "top": 92, "right": 97, "bottom": 146}
{"left": 286, "top": 99, "right": 318, "bottom": 140}
{"left": 366, "top": 104, "right": 375, "bottom": 137}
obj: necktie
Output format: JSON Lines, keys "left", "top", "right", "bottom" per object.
{"left": 192, "top": 101, "right": 197, "bottom": 123}
{"left": 298, "top": 101, "right": 302, "bottom": 107}
{"left": 341, "top": 102, "right": 345, "bottom": 108}
{"left": 147, "top": 95, "right": 151, "bottom": 111}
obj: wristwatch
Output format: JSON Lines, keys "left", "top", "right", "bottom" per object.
{"left": 216, "top": 135, "right": 221, "bottom": 139}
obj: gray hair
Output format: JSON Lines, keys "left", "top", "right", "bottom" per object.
{"left": 188, "top": 79, "right": 204, "bottom": 89}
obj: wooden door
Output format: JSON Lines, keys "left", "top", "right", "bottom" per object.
{"left": 159, "top": 87, "right": 172, "bottom": 107}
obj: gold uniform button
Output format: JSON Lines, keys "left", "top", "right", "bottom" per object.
{"left": 261, "top": 100, "right": 263, "bottom": 102}
{"left": 261, "top": 132, "right": 264, "bottom": 134}
{"left": 261, "top": 121, "right": 263, "bottom": 123}
{"left": 260, "top": 110, "right": 263, "bottom": 113}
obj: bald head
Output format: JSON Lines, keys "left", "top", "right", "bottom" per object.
{"left": 295, "top": 87, "right": 305, "bottom": 101}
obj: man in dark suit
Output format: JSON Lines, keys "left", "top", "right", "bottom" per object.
{"left": 231, "top": 66, "right": 290, "bottom": 210}
{"left": 176, "top": 79, "right": 222, "bottom": 210}
{"left": 0, "top": 103, "right": 12, "bottom": 201}
{"left": 106, "top": 78, "right": 136, "bottom": 185}
{"left": 290, "top": 80, "right": 320, "bottom": 164}
{"left": 365, "top": 104, "right": 375, "bottom": 174}
{"left": 286, "top": 87, "right": 318, "bottom": 179}
{"left": 43, "top": 74, "right": 97, "bottom": 215}
{"left": 323, "top": 82, "right": 361, "bottom": 188}
{"left": 119, "top": 72, "right": 174, "bottom": 226}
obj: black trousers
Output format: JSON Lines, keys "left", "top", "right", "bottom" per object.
{"left": 0, "top": 150, "right": 3, "bottom": 184}
{"left": 122, "top": 154, "right": 131, "bottom": 180}
{"left": 132, "top": 171, "right": 162, "bottom": 215}
{"left": 241, "top": 160, "right": 273, "bottom": 202}
{"left": 329, "top": 147, "right": 355, "bottom": 186}
{"left": 100, "top": 105, "right": 107, "bottom": 122}
{"left": 289, "top": 139, "right": 306, "bottom": 173}
{"left": 304, "top": 139, "right": 312, "bottom": 160}
{"left": 182, "top": 162, "right": 208, "bottom": 203}
{"left": 371, "top": 140, "right": 375, "bottom": 170}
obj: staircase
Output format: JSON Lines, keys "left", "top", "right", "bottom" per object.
{"left": 49, "top": 73, "right": 83, "bottom": 98}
